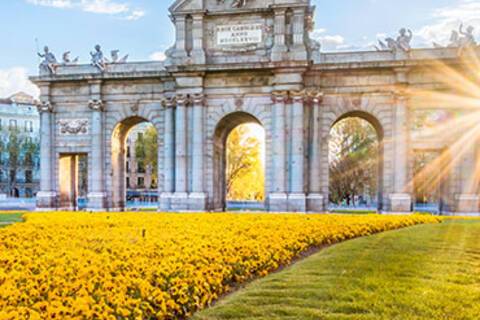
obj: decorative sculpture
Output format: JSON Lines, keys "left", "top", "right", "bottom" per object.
{"left": 217, "top": 0, "right": 249, "bottom": 8}
{"left": 376, "top": 28, "right": 413, "bottom": 53}
{"left": 38, "top": 46, "right": 57, "bottom": 74}
{"left": 62, "top": 51, "right": 79, "bottom": 65}
{"left": 110, "top": 50, "right": 129, "bottom": 63}
{"left": 396, "top": 28, "right": 413, "bottom": 51}
{"left": 90, "top": 45, "right": 106, "bottom": 71}
{"left": 57, "top": 119, "right": 89, "bottom": 135}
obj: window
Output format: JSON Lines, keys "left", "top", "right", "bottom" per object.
{"left": 137, "top": 177, "right": 145, "bottom": 188}
{"left": 25, "top": 170, "right": 33, "bottom": 183}
{"left": 126, "top": 161, "right": 130, "bottom": 173}
{"left": 126, "top": 177, "right": 130, "bottom": 188}
{"left": 25, "top": 121, "right": 33, "bottom": 132}
{"left": 9, "top": 120, "right": 17, "bottom": 130}
{"left": 137, "top": 132, "right": 143, "bottom": 140}
{"left": 137, "top": 162, "right": 145, "bottom": 174}
{"left": 0, "top": 119, "right": 2, "bottom": 130}
{"left": 9, "top": 170, "right": 15, "bottom": 183}
{"left": 126, "top": 146, "right": 131, "bottom": 158}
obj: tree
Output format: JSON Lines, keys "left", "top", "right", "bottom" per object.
{"left": 7, "top": 128, "right": 20, "bottom": 186}
{"left": 134, "top": 125, "right": 158, "bottom": 188}
{"left": 226, "top": 124, "right": 265, "bottom": 201}
{"left": 329, "top": 118, "right": 379, "bottom": 206}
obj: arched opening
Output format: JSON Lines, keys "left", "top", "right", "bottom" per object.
{"left": 111, "top": 117, "right": 158, "bottom": 211}
{"left": 412, "top": 150, "right": 451, "bottom": 214}
{"left": 328, "top": 112, "right": 384, "bottom": 212}
{"left": 213, "top": 112, "right": 265, "bottom": 211}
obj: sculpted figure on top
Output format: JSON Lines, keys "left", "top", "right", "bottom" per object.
{"left": 377, "top": 28, "right": 413, "bottom": 52}
{"left": 38, "top": 46, "right": 58, "bottom": 74}
{"left": 216, "top": 0, "right": 250, "bottom": 8}
{"left": 90, "top": 45, "right": 106, "bottom": 71}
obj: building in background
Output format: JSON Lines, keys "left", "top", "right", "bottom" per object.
{"left": 0, "top": 92, "right": 40, "bottom": 198}
{"left": 125, "top": 123, "right": 157, "bottom": 203}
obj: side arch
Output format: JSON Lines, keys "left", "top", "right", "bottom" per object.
{"left": 318, "top": 94, "right": 394, "bottom": 211}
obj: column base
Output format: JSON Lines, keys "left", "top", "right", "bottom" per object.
{"left": 170, "top": 192, "right": 189, "bottom": 211}
{"left": 389, "top": 193, "right": 412, "bottom": 213}
{"left": 87, "top": 192, "right": 107, "bottom": 211}
{"left": 159, "top": 192, "right": 173, "bottom": 211}
{"left": 288, "top": 193, "right": 306, "bottom": 212}
{"left": 307, "top": 194, "right": 325, "bottom": 213}
{"left": 456, "top": 194, "right": 480, "bottom": 213}
{"left": 268, "top": 193, "right": 288, "bottom": 212}
{"left": 36, "top": 191, "right": 57, "bottom": 210}
{"left": 188, "top": 193, "right": 207, "bottom": 211}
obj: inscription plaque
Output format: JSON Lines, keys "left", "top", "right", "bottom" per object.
{"left": 217, "top": 24, "right": 263, "bottom": 46}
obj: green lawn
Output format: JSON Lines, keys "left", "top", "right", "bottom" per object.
{"left": 195, "top": 220, "right": 480, "bottom": 320}
{"left": 0, "top": 213, "right": 24, "bottom": 227}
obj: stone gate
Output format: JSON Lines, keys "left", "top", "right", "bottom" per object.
{"left": 31, "top": 0, "right": 480, "bottom": 214}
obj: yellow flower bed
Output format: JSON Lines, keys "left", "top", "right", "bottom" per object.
{"left": 0, "top": 213, "right": 439, "bottom": 319}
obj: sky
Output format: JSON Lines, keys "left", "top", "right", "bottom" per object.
{"left": 1, "top": 0, "right": 480, "bottom": 98}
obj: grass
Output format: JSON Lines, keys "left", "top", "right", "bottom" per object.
{"left": 194, "top": 220, "right": 480, "bottom": 320}
{"left": 0, "top": 213, "right": 24, "bottom": 227}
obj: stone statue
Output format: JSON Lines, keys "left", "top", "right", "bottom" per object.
{"left": 448, "top": 30, "right": 461, "bottom": 47}
{"left": 62, "top": 51, "right": 79, "bottom": 65}
{"left": 459, "top": 24, "right": 476, "bottom": 46}
{"left": 376, "top": 29, "right": 413, "bottom": 52}
{"left": 38, "top": 46, "right": 57, "bottom": 74}
{"left": 396, "top": 28, "right": 413, "bottom": 52}
{"left": 231, "top": 0, "right": 248, "bottom": 8}
{"left": 217, "top": 0, "right": 249, "bottom": 8}
{"left": 110, "top": 50, "right": 129, "bottom": 63}
{"left": 90, "top": 44, "right": 106, "bottom": 71}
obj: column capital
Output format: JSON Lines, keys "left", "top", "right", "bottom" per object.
{"left": 192, "top": 93, "right": 205, "bottom": 106}
{"left": 162, "top": 96, "right": 176, "bottom": 108}
{"left": 88, "top": 99, "right": 105, "bottom": 112}
{"left": 272, "top": 91, "right": 288, "bottom": 103}
{"left": 176, "top": 94, "right": 189, "bottom": 107}
{"left": 393, "top": 89, "right": 411, "bottom": 103}
{"left": 36, "top": 101, "right": 53, "bottom": 113}
{"left": 290, "top": 90, "right": 307, "bottom": 103}
{"left": 307, "top": 91, "right": 324, "bottom": 104}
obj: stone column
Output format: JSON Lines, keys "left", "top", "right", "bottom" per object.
{"left": 290, "top": 7, "right": 307, "bottom": 60}
{"left": 271, "top": 9, "right": 287, "bottom": 61}
{"left": 457, "top": 145, "right": 480, "bottom": 213}
{"left": 36, "top": 98, "right": 56, "bottom": 210}
{"left": 288, "top": 91, "right": 306, "bottom": 211}
{"left": 160, "top": 98, "right": 175, "bottom": 211}
{"left": 307, "top": 93, "right": 325, "bottom": 212}
{"left": 174, "top": 15, "right": 188, "bottom": 60}
{"left": 390, "top": 89, "right": 412, "bottom": 212}
{"left": 87, "top": 99, "right": 107, "bottom": 210}
{"left": 189, "top": 93, "right": 207, "bottom": 210}
{"left": 268, "top": 91, "right": 288, "bottom": 211}
{"left": 191, "top": 14, "right": 206, "bottom": 65}
{"left": 172, "top": 95, "right": 189, "bottom": 210}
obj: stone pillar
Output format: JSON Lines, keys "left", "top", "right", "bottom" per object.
{"left": 174, "top": 15, "right": 188, "bottom": 60}
{"left": 290, "top": 7, "right": 307, "bottom": 60}
{"left": 307, "top": 93, "right": 325, "bottom": 212}
{"left": 271, "top": 9, "right": 287, "bottom": 61}
{"left": 87, "top": 80, "right": 107, "bottom": 210}
{"left": 390, "top": 89, "right": 412, "bottom": 213}
{"left": 456, "top": 146, "right": 480, "bottom": 213}
{"left": 191, "top": 14, "right": 206, "bottom": 65}
{"left": 268, "top": 91, "right": 288, "bottom": 211}
{"left": 36, "top": 96, "right": 56, "bottom": 210}
{"left": 160, "top": 98, "right": 175, "bottom": 211}
{"left": 288, "top": 91, "right": 306, "bottom": 211}
{"left": 172, "top": 95, "right": 189, "bottom": 210}
{"left": 189, "top": 93, "right": 207, "bottom": 210}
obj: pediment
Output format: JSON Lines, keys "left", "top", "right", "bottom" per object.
{"left": 170, "top": 0, "right": 297, "bottom": 14}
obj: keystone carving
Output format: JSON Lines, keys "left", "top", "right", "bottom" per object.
{"left": 57, "top": 119, "right": 89, "bottom": 135}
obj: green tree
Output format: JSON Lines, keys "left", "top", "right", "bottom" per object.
{"left": 329, "top": 118, "right": 379, "bottom": 206}
{"left": 226, "top": 124, "right": 265, "bottom": 201}
{"left": 134, "top": 125, "right": 158, "bottom": 188}
{"left": 7, "top": 128, "right": 21, "bottom": 185}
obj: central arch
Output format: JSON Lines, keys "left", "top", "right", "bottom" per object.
{"left": 328, "top": 111, "right": 384, "bottom": 212}
{"left": 111, "top": 116, "right": 158, "bottom": 210}
{"left": 212, "top": 111, "right": 265, "bottom": 211}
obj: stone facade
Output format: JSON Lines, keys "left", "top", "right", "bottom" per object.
{"left": 0, "top": 93, "right": 40, "bottom": 198}
{"left": 31, "top": 0, "right": 480, "bottom": 214}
